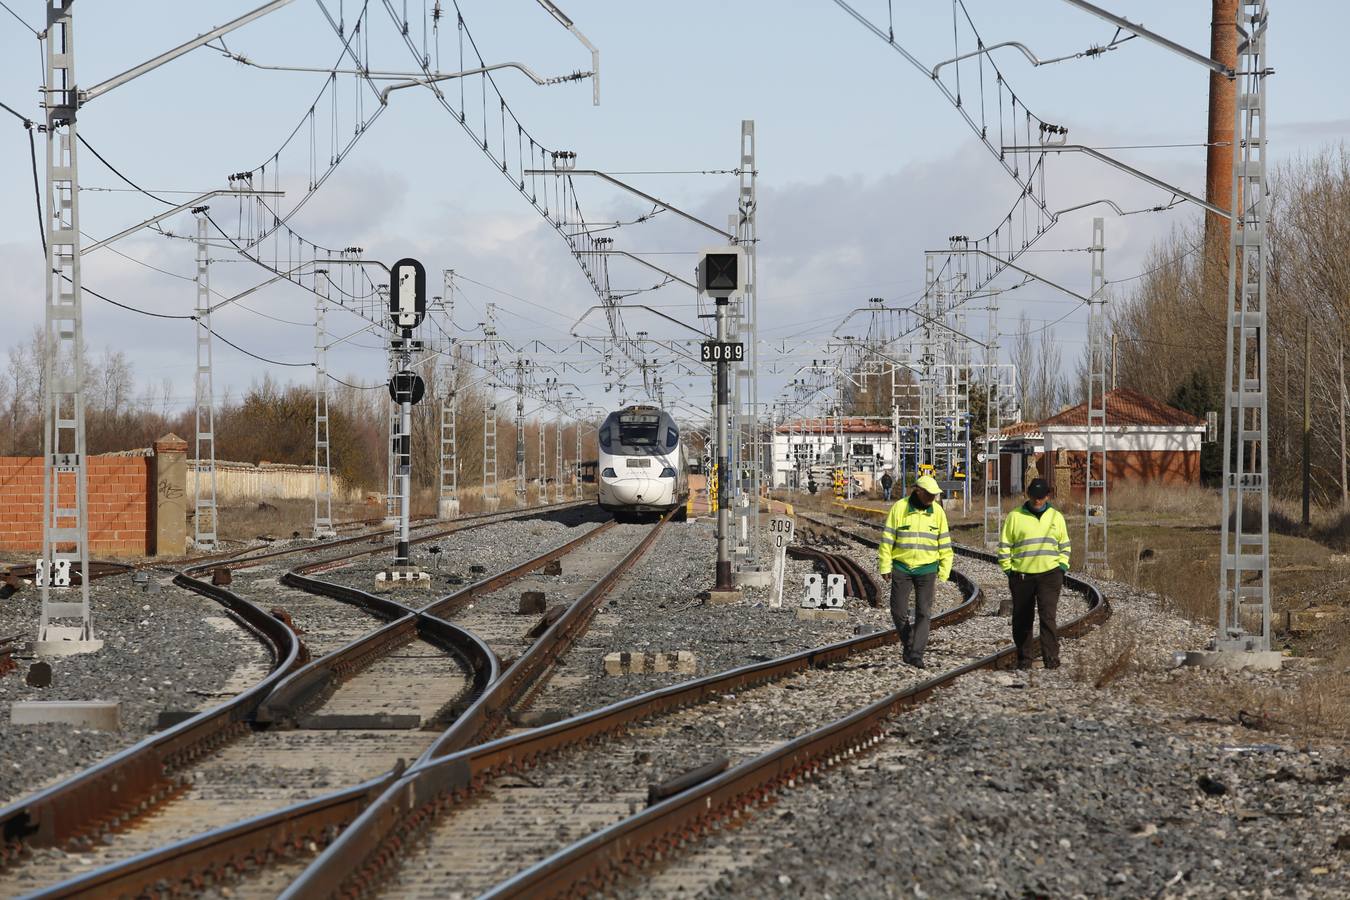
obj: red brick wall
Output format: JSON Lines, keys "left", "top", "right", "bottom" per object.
{"left": 0, "top": 456, "right": 153, "bottom": 557}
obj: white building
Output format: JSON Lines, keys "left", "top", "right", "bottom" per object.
{"left": 771, "top": 417, "right": 899, "bottom": 489}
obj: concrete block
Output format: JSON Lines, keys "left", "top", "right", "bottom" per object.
{"left": 703, "top": 589, "right": 742, "bottom": 605}
{"left": 518, "top": 591, "right": 547, "bottom": 615}
{"left": 734, "top": 569, "right": 773, "bottom": 588}
{"left": 796, "top": 608, "right": 849, "bottom": 623}
{"left": 1285, "top": 607, "right": 1343, "bottom": 634}
{"left": 374, "top": 569, "right": 433, "bottom": 592}
{"left": 1183, "top": 649, "right": 1284, "bottom": 671}
{"left": 604, "top": 650, "right": 696, "bottom": 675}
{"left": 12, "top": 700, "right": 121, "bottom": 730}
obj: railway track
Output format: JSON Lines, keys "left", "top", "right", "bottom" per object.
{"left": 253, "top": 519, "right": 986, "bottom": 897}
{"left": 11, "top": 506, "right": 668, "bottom": 898}
{"left": 474, "top": 512, "right": 1108, "bottom": 899}
{"left": 0, "top": 501, "right": 586, "bottom": 895}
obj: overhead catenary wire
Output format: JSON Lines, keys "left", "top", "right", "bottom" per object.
{"left": 0, "top": 0, "right": 39, "bottom": 35}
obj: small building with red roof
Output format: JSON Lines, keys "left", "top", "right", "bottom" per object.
{"left": 1038, "top": 388, "right": 1206, "bottom": 492}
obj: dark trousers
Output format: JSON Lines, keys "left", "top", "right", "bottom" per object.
{"left": 1009, "top": 568, "right": 1063, "bottom": 667}
{"left": 890, "top": 571, "right": 937, "bottom": 662}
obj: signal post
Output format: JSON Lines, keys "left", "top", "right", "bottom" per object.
{"left": 377, "top": 257, "right": 432, "bottom": 590}
{"left": 699, "top": 247, "right": 746, "bottom": 603}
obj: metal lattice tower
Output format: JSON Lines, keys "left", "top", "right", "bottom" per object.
{"left": 537, "top": 416, "right": 547, "bottom": 503}
{"left": 438, "top": 271, "right": 460, "bottom": 519}
{"left": 439, "top": 360, "right": 459, "bottom": 519}
{"left": 734, "top": 119, "right": 761, "bottom": 570}
{"left": 192, "top": 211, "right": 218, "bottom": 548}
{"left": 483, "top": 399, "right": 499, "bottom": 507}
{"left": 1084, "top": 217, "right": 1109, "bottom": 576}
{"left": 918, "top": 254, "right": 939, "bottom": 471}
{"left": 514, "top": 357, "right": 528, "bottom": 504}
{"left": 38, "top": 0, "right": 93, "bottom": 647}
{"left": 983, "top": 270, "right": 1004, "bottom": 548}
{"left": 1218, "top": 1, "right": 1272, "bottom": 652}
{"left": 313, "top": 272, "right": 335, "bottom": 539}
{"left": 554, "top": 414, "right": 565, "bottom": 503}
{"left": 573, "top": 420, "right": 583, "bottom": 500}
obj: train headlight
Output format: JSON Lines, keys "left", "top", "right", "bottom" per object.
{"left": 660, "top": 467, "right": 676, "bottom": 478}
{"left": 601, "top": 467, "right": 617, "bottom": 478}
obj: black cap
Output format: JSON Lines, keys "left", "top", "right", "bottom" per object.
{"left": 1027, "top": 478, "right": 1051, "bottom": 499}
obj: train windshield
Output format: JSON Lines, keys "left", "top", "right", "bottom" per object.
{"left": 618, "top": 411, "right": 661, "bottom": 447}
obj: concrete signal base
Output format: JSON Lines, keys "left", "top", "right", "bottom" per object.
{"left": 1183, "top": 649, "right": 1284, "bottom": 672}
{"left": 703, "top": 589, "right": 742, "bottom": 605}
{"left": 734, "top": 569, "right": 773, "bottom": 588}
{"left": 375, "top": 568, "right": 432, "bottom": 592}
{"left": 32, "top": 638, "right": 104, "bottom": 657}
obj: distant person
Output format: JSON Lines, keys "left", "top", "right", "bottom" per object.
{"left": 878, "top": 475, "right": 953, "bottom": 669}
{"left": 998, "top": 478, "right": 1071, "bottom": 670}
{"left": 880, "top": 471, "right": 894, "bottom": 502}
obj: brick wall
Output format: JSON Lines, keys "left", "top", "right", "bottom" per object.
{"left": 0, "top": 456, "right": 153, "bottom": 557}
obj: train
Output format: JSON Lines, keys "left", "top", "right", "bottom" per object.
{"left": 596, "top": 405, "right": 689, "bottom": 521}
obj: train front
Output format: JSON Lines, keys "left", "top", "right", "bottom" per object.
{"left": 596, "top": 407, "right": 682, "bottom": 516}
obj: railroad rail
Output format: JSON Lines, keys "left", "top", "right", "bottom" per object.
{"left": 0, "top": 501, "right": 584, "bottom": 884}
{"left": 12, "top": 508, "right": 657, "bottom": 897}
{"left": 478, "top": 513, "right": 1109, "bottom": 898}
{"left": 269, "top": 522, "right": 982, "bottom": 897}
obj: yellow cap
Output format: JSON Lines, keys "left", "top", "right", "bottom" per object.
{"left": 915, "top": 475, "right": 943, "bottom": 495}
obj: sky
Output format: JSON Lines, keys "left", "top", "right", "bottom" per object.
{"left": 1, "top": 0, "right": 1345, "bottom": 427}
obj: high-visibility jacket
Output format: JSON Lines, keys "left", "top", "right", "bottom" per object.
{"left": 998, "top": 503, "right": 1071, "bottom": 574}
{"left": 878, "top": 495, "right": 953, "bottom": 581}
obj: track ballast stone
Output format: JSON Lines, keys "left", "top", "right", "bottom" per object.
{"left": 534, "top": 518, "right": 949, "bottom": 716}
{"left": 632, "top": 578, "right": 1349, "bottom": 900}
{"left": 0, "top": 573, "right": 269, "bottom": 805}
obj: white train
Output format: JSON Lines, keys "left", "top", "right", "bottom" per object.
{"left": 596, "top": 405, "right": 689, "bottom": 521}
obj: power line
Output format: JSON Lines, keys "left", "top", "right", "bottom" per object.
{"left": 0, "top": 0, "right": 40, "bottom": 36}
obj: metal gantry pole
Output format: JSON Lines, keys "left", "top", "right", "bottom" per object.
{"left": 1217, "top": 1, "right": 1272, "bottom": 652}
{"left": 735, "top": 119, "right": 761, "bottom": 571}
{"left": 313, "top": 272, "right": 336, "bottom": 538}
{"left": 573, "top": 419, "right": 583, "bottom": 500}
{"left": 192, "top": 210, "right": 218, "bottom": 548}
{"left": 537, "top": 414, "right": 547, "bottom": 504}
{"left": 983, "top": 275, "right": 1003, "bottom": 548}
{"left": 554, "top": 413, "right": 564, "bottom": 503}
{"left": 514, "top": 357, "right": 527, "bottom": 505}
{"left": 439, "top": 357, "right": 459, "bottom": 519}
{"left": 1084, "top": 216, "right": 1110, "bottom": 576}
{"left": 38, "top": 0, "right": 95, "bottom": 650}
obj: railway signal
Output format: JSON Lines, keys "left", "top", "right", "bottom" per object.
{"left": 380, "top": 257, "right": 432, "bottom": 589}
{"left": 698, "top": 246, "right": 745, "bottom": 597}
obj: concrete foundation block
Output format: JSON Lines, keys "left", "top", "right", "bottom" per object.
{"left": 438, "top": 498, "right": 461, "bottom": 520}
{"left": 374, "top": 570, "right": 433, "bottom": 592}
{"left": 1285, "top": 607, "right": 1343, "bottom": 634}
{"left": 604, "top": 650, "right": 696, "bottom": 675}
{"left": 734, "top": 569, "right": 773, "bottom": 588}
{"left": 1183, "top": 649, "right": 1284, "bottom": 672}
{"left": 796, "top": 608, "right": 850, "bottom": 623}
{"left": 12, "top": 700, "right": 121, "bottom": 730}
{"left": 32, "top": 638, "right": 104, "bottom": 657}
{"left": 703, "top": 589, "right": 742, "bottom": 605}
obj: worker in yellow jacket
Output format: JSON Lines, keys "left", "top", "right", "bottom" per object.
{"left": 878, "top": 474, "right": 953, "bottom": 668}
{"left": 998, "top": 478, "right": 1071, "bottom": 669}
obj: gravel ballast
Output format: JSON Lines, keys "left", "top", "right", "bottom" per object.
{"left": 631, "top": 579, "right": 1350, "bottom": 900}
{"left": 0, "top": 573, "right": 269, "bottom": 806}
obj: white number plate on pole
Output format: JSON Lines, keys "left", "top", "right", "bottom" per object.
{"left": 769, "top": 516, "right": 795, "bottom": 608}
